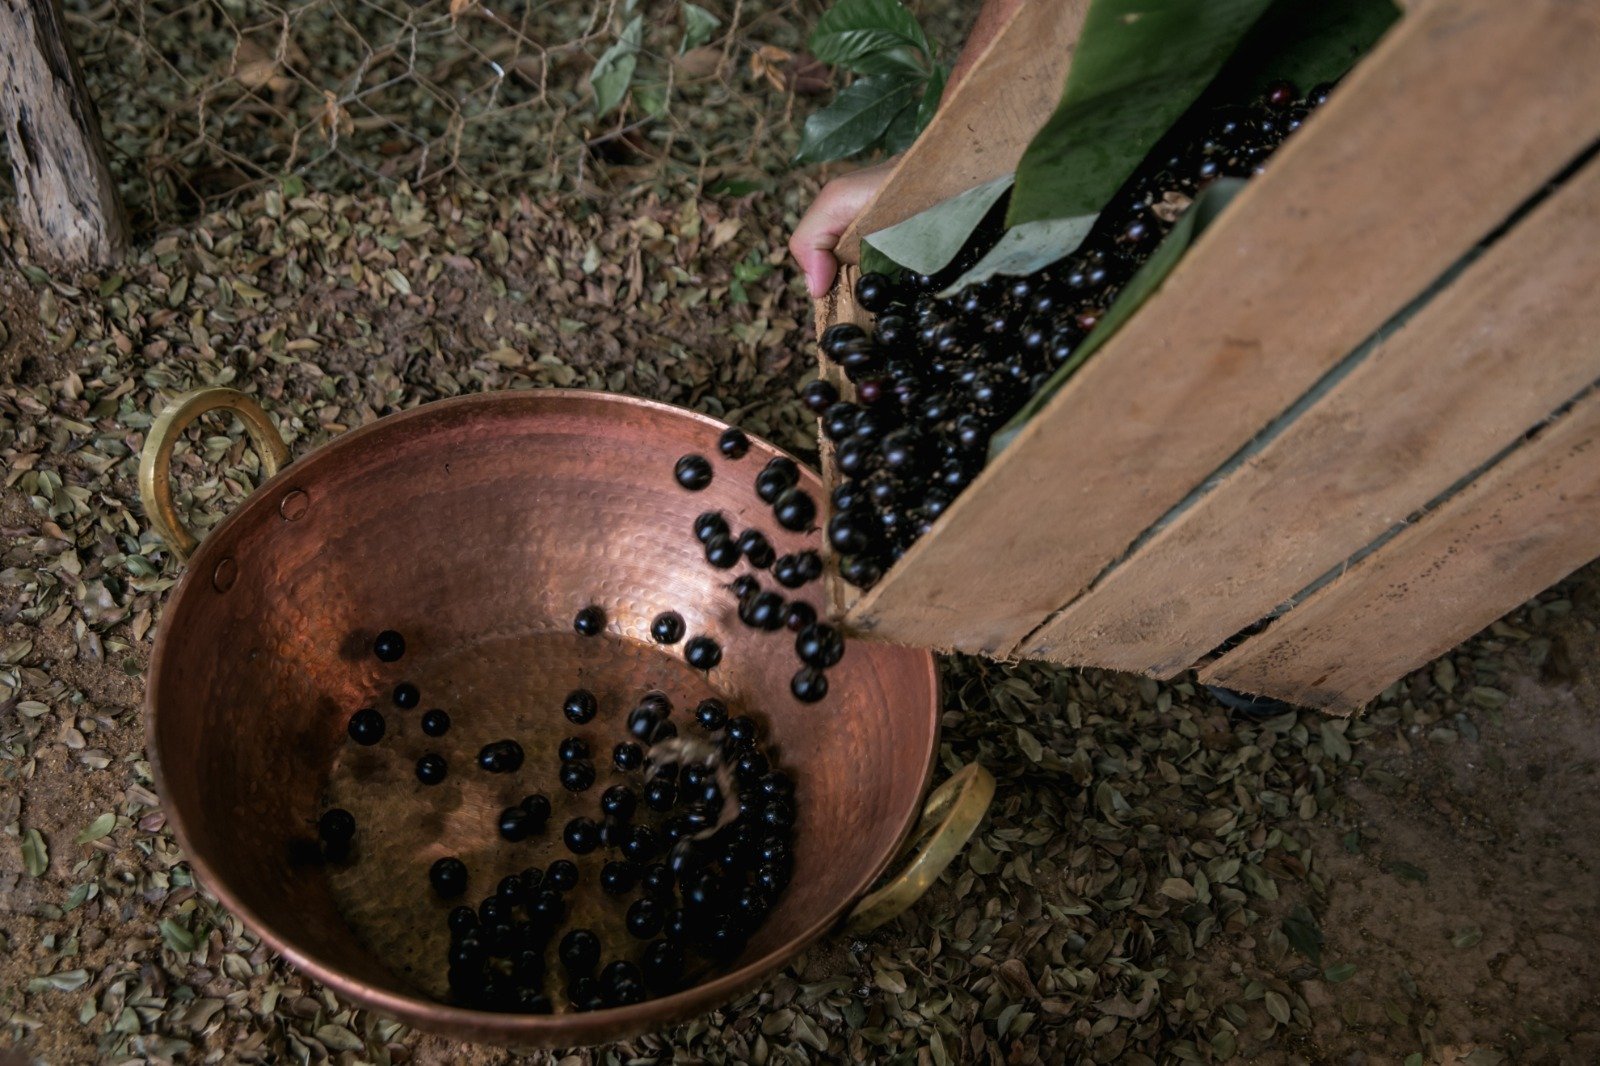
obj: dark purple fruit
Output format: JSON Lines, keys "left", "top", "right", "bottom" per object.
{"left": 392, "top": 682, "right": 420, "bottom": 710}
{"left": 773, "top": 488, "right": 816, "bottom": 532}
{"left": 430, "top": 857, "right": 468, "bottom": 898}
{"left": 560, "top": 761, "right": 595, "bottom": 793}
{"left": 704, "top": 533, "right": 741, "bottom": 569}
{"left": 694, "top": 697, "right": 728, "bottom": 731}
{"left": 600, "top": 860, "right": 638, "bottom": 895}
{"left": 558, "top": 736, "right": 590, "bottom": 762}
{"left": 684, "top": 636, "right": 722, "bottom": 671}
{"left": 737, "top": 529, "right": 775, "bottom": 568}
{"left": 498, "top": 806, "right": 531, "bottom": 842}
{"left": 562, "top": 689, "right": 597, "bottom": 725}
{"left": 718, "top": 427, "right": 750, "bottom": 460}
{"left": 650, "top": 611, "right": 685, "bottom": 644}
{"left": 622, "top": 824, "right": 660, "bottom": 863}
{"left": 347, "top": 708, "right": 385, "bottom": 745}
{"left": 448, "top": 905, "right": 477, "bottom": 934}
{"left": 739, "top": 591, "right": 785, "bottom": 631}
{"left": 731, "top": 574, "right": 760, "bottom": 599}
{"left": 801, "top": 380, "right": 839, "bottom": 414}
{"left": 821, "top": 402, "right": 861, "bottom": 442}
{"left": 642, "top": 939, "right": 685, "bottom": 992}
{"left": 614, "top": 742, "right": 644, "bottom": 771}
{"left": 415, "top": 753, "right": 447, "bottom": 785}
{"left": 724, "top": 715, "right": 758, "bottom": 748}
{"left": 546, "top": 860, "right": 579, "bottom": 893}
{"left": 828, "top": 509, "right": 875, "bottom": 555}
{"left": 626, "top": 897, "right": 663, "bottom": 939}
{"left": 694, "top": 511, "right": 729, "bottom": 544}
{"left": 372, "top": 630, "right": 405, "bottom": 662}
{"left": 644, "top": 776, "right": 677, "bottom": 812}
{"left": 1265, "top": 80, "right": 1297, "bottom": 108}
{"left": 318, "top": 808, "right": 355, "bottom": 844}
{"left": 573, "top": 605, "right": 605, "bottom": 636}
{"left": 627, "top": 705, "right": 661, "bottom": 743}
{"left": 834, "top": 436, "right": 872, "bottom": 477}
{"left": 601, "top": 784, "right": 636, "bottom": 820}
{"left": 791, "top": 667, "right": 828, "bottom": 703}
{"left": 839, "top": 554, "right": 883, "bottom": 590}
{"left": 558, "top": 928, "right": 601, "bottom": 975}
{"left": 563, "top": 817, "right": 600, "bottom": 854}
{"left": 784, "top": 601, "right": 817, "bottom": 632}
{"left": 520, "top": 793, "right": 551, "bottom": 828}
{"left": 421, "top": 709, "right": 450, "bottom": 736}
{"left": 476, "top": 740, "right": 524, "bottom": 774}
{"left": 855, "top": 271, "right": 897, "bottom": 313}
{"left": 754, "top": 468, "right": 792, "bottom": 504}
{"left": 674, "top": 454, "right": 713, "bottom": 491}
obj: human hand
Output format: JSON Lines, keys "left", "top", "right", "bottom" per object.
{"left": 788, "top": 158, "right": 898, "bottom": 298}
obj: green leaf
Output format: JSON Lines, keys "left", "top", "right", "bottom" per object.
{"left": 1451, "top": 926, "right": 1484, "bottom": 949}
{"left": 1282, "top": 904, "right": 1324, "bottom": 964}
{"left": 1323, "top": 962, "right": 1358, "bottom": 983}
{"left": 863, "top": 173, "right": 1012, "bottom": 277}
{"left": 988, "top": 178, "right": 1246, "bottom": 456}
{"left": 160, "top": 916, "right": 199, "bottom": 954}
{"left": 881, "top": 99, "right": 922, "bottom": 155}
{"left": 1384, "top": 860, "right": 1429, "bottom": 884}
{"left": 809, "top": 0, "right": 930, "bottom": 74}
{"left": 943, "top": 212, "right": 1100, "bottom": 292}
{"left": 1007, "top": 0, "right": 1276, "bottom": 230}
{"left": 859, "top": 242, "right": 902, "bottom": 277}
{"left": 679, "top": 2, "right": 721, "bottom": 54}
{"left": 915, "top": 63, "right": 947, "bottom": 132}
{"left": 76, "top": 812, "right": 116, "bottom": 845}
{"left": 795, "top": 73, "right": 921, "bottom": 164}
{"left": 21, "top": 828, "right": 48, "bottom": 877}
{"left": 591, "top": 16, "right": 644, "bottom": 116}
{"left": 1211, "top": 0, "right": 1399, "bottom": 98}
{"left": 1015, "top": 727, "right": 1044, "bottom": 763}
{"left": 1263, "top": 990, "right": 1291, "bottom": 1025}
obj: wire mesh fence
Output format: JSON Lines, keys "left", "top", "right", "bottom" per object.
{"left": 49, "top": 0, "right": 829, "bottom": 227}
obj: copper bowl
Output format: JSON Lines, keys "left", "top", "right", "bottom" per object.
{"left": 139, "top": 388, "right": 993, "bottom": 1047}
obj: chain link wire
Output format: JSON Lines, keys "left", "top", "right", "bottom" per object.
{"left": 52, "top": 0, "right": 825, "bottom": 226}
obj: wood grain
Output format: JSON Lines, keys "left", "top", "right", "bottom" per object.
{"left": 1199, "top": 387, "right": 1600, "bottom": 711}
{"left": 0, "top": 0, "right": 129, "bottom": 266}
{"left": 843, "top": 0, "right": 1600, "bottom": 657}
{"left": 1022, "top": 152, "right": 1600, "bottom": 676}
{"left": 834, "top": 0, "right": 1089, "bottom": 264}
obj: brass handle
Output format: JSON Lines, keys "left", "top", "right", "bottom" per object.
{"left": 138, "top": 386, "right": 289, "bottom": 560}
{"left": 845, "top": 762, "right": 996, "bottom": 934}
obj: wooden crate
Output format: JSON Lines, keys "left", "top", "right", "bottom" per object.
{"left": 817, "top": 0, "right": 1600, "bottom": 712}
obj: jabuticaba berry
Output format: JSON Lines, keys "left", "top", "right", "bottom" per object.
{"left": 600, "top": 860, "right": 638, "bottom": 895}
{"left": 643, "top": 776, "right": 677, "bottom": 812}
{"left": 392, "top": 682, "right": 420, "bottom": 710}
{"left": 430, "top": 857, "right": 468, "bottom": 898}
{"left": 739, "top": 591, "right": 785, "bottom": 631}
{"left": 694, "top": 697, "right": 729, "bottom": 731}
{"left": 784, "top": 601, "right": 818, "bottom": 632}
{"left": 773, "top": 488, "right": 816, "bottom": 532}
{"left": 546, "top": 859, "right": 579, "bottom": 893}
{"left": 839, "top": 554, "right": 883, "bottom": 590}
{"left": 855, "top": 271, "right": 898, "bottom": 313}
{"left": 650, "top": 611, "right": 685, "bottom": 644}
{"left": 421, "top": 709, "right": 450, "bottom": 736}
{"left": 498, "top": 806, "right": 531, "bottom": 842}
{"left": 674, "top": 454, "right": 713, "bottom": 491}
{"left": 791, "top": 667, "right": 829, "bottom": 703}
{"left": 347, "top": 708, "right": 385, "bottom": 745}
{"left": 800, "top": 379, "right": 839, "bottom": 414}
{"left": 694, "top": 511, "right": 729, "bottom": 544}
{"left": 731, "top": 574, "right": 760, "bottom": 600}
{"left": 821, "top": 402, "right": 860, "bottom": 442}
{"left": 477, "top": 739, "right": 524, "bottom": 774}
{"left": 560, "top": 760, "right": 596, "bottom": 793}
{"left": 613, "top": 741, "right": 644, "bottom": 772}
{"left": 564, "top": 816, "right": 600, "bottom": 854}
{"left": 601, "top": 784, "right": 637, "bottom": 820}
{"left": 318, "top": 808, "right": 355, "bottom": 845}
{"left": 725, "top": 715, "right": 758, "bottom": 748}
{"left": 623, "top": 823, "right": 660, "bottom": 863}
{"left": 563, "top": 688, "right": 597, "bottom": 724}
{"left": 718, "top": 427, "right": 750, "bottom": 459}
{"left": 573, "top": 605, "right": 606, "bottom": 636}
{"left": 684, "top": 635, "right": 722, "bottom": 671}
{"left": 737, "top": 529, "right": 775, "bottom": 568}
{"left": 558, "top": 736, "right": 590, "bottom": 762}
{"left": 415, "top": 753, "right": 447, "bottom": 785}
{"left": 704, "top": 533, "right": 741, "bottom": 569}
{"left": 559, "top": 928, "right": 601, "bottom": 976}
{"left": 828, "top": 509, "right": 874, "bottom": 555}
{"left": 372, "top": 630, "right": 405, "bottom": 662}
{"left": 821, "top": 323, "right": 866, "bottom": 360}
{"left": 519, "top": 791, "right": 551, "bottom": 824}
{"left": 626, "top": 897, "right": 664, "bottom": 939}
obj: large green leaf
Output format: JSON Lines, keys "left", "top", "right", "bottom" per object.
{"left": 590, "top": 16, "right": 643, "bottom": 116}
{"left": 1006, "top": 0, "right": 1275, "bottom": 229}
{"left": 915, "top": 63, "right": 948, "bottom": 131}
{"left": 988, "top": 179, "right": 1246, "bottom": 457}
{"left": 1212, "top": 0, "right": 1399, "bottom": 97}
{"left": 942, "top": 211, "right": 1099, "bottom": 293}
{"left": 795, "top": 73, "right": 922, "bottom": 164}
{"left": 882, "top": 99, "right": 923, "bottom": 155}
{"left": 809, "top": 0, "right": 930, "bottom": 74}
{"left": 863, "top": 173, "right": 1013, "bottom": 276}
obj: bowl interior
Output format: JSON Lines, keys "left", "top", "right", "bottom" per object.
{"left": 147, "top": 391, "right": 938, "bottom": 1042}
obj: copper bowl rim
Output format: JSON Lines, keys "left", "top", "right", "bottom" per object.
{"left": 144, "top": 389, "right": 941, "bottom": 1042}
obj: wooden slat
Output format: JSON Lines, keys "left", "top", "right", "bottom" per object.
{"left": 1199, "top": 387, "right": 1600, "bottom": 710}
{"left": 834, "top": 0, "right": 1089, "bottom": 264}
{"left": 842, "top": 0, "right": 1600, "bottom": 656}
{"left": 1021, "top": 151, "right": 1600, "bottom": 675}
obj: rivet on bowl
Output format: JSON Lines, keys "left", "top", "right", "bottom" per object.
{"left": 211, "top": 557, "right": 237, "bottom": 593}
{"left": 279, "top": 489, "right": 310, "bottom": 521}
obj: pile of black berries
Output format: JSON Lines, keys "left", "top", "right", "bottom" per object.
{"left": 811, "top": 83, "right": 1332, "bottom": 588}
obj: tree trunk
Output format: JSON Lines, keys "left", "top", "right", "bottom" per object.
{"left": 0, "top": 0, "right": 130, "bottom": 267}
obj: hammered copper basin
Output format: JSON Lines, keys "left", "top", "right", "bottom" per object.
{"left": 143, "top": 390, "right": 976, "bottom": 1047}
